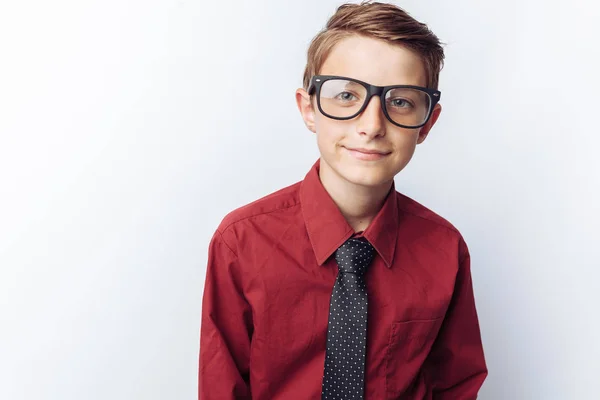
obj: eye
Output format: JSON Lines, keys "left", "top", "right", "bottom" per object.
{"left": 389, "top": 98, "right": 413, "bottom": 108}
{"left": 334, "top": 91, "right": 358, "bottom": 101}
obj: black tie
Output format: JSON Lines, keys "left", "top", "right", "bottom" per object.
{"left": 321, "top": 237, "right": 375, "bottom": 400}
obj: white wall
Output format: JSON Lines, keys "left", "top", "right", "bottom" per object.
{"left": 1, "top": 0, "right": 598, "bottom": 399}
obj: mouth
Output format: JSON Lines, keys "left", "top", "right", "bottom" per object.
{"left": 343, "top": 146, "right": 391, "bottom": 161}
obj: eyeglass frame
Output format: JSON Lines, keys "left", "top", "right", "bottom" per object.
{"left": 307, "top": 75, "right": 441, "bottom": 129}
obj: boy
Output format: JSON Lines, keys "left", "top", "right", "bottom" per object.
{"left": 199, "top": 1, "right": 487, "bottom": 399}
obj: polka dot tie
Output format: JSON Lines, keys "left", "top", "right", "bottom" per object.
{"left": 321, "top": 237, "right": 375, "bottom": 400}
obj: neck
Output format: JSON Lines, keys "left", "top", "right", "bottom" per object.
{"left": 319, "top": 159, "right": 393, "bottom": 233}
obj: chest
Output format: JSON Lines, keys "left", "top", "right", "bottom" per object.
{"left": 245, "top": 252, "right": 455, "bottom": 340}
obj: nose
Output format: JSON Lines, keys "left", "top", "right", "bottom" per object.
{"left": 356, "top": 95, "right": 385, "bottom": 138}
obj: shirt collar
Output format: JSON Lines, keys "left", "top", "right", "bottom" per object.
{"left": 299, "top": 158, "right": 399, "bottom": 268}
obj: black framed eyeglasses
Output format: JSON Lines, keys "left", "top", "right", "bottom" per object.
{"left": 307, "top": 75, "right": 441, "bottom": 129}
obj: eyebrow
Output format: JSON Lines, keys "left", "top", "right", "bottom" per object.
{"left": 344, "top": 81, "right": 363, "bottom": 87}
{"left": 338, "top": 76, "right": 419, "bottom": 87}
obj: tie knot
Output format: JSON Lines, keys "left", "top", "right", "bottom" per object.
{"left": 334, "top": 238, "right": 375, "bottom": 275}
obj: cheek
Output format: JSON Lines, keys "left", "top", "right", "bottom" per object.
{"left": 392, "top": 128, "right": 421, "bottom": 148}
{"left": 391, "top": 130, "right": 420, "bottom": 163}
{"left": 315, "top": 119, "right": 347, "bottom": 147}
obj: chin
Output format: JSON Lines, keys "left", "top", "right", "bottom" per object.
{"left": 336, "top": 163, "right": 394, "bottom": 188}
{"left": 347, "top": 174, "right": 391, "bottom": 188}
{"left": 320, "top": 150, "right": 398, "bottom": 187}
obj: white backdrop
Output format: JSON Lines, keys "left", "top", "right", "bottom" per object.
{"left": 1, "top": 0, "right": 599, "bottom": 399}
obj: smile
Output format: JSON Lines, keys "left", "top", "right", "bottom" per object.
{"left": 344, "top": 147, "right": 391, "bottom": 161}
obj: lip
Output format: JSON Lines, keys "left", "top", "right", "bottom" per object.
{"left": 344, "top": 146, "right": 391, "bottom": 161}
{"left": 348, "top": 147, "right": 390, "bottom": 155}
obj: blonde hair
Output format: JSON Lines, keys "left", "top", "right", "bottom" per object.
{"left": 302, "top": 1, "right": 445, "bottom": 91}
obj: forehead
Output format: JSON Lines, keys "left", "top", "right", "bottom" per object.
{"left": 319, "top": 35, "right": 427, "bottom": 87}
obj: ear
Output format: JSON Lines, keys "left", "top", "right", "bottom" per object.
{"left": 416, "top": 103, "right": 442, "bottom": 144}
{"left": 295, "top": 88, "right": 317, "bottom": 133}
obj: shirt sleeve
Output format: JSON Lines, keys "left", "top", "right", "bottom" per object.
{"left": 424, "top": 238, "right": 488, "bottom": 399}
{"left": 198, "top": 230, "right": 253, "bottom": 400}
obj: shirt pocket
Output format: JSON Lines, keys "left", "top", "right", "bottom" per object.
{"left": 384, "top": 317, "right": 443, "bottom": 398}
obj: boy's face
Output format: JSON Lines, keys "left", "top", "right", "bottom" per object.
{"left": 296, "top": 35, "right": 442, "bottom": 190}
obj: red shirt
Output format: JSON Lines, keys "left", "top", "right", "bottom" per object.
{"left": 199, "top": 158, "right": 487, "bottom": 399}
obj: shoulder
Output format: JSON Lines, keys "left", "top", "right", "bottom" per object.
{"left": 395, "top": 191, "right": 460, "bottom": 233}
{"left": 215, "top": 179, "right": 303, "bottom": 236}
{"left": 395, "top": 191, "right": 469, "bottom": 258}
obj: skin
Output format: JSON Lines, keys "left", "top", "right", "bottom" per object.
{"left": 295, "top": 34, "right": 442, "bottom": 232}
